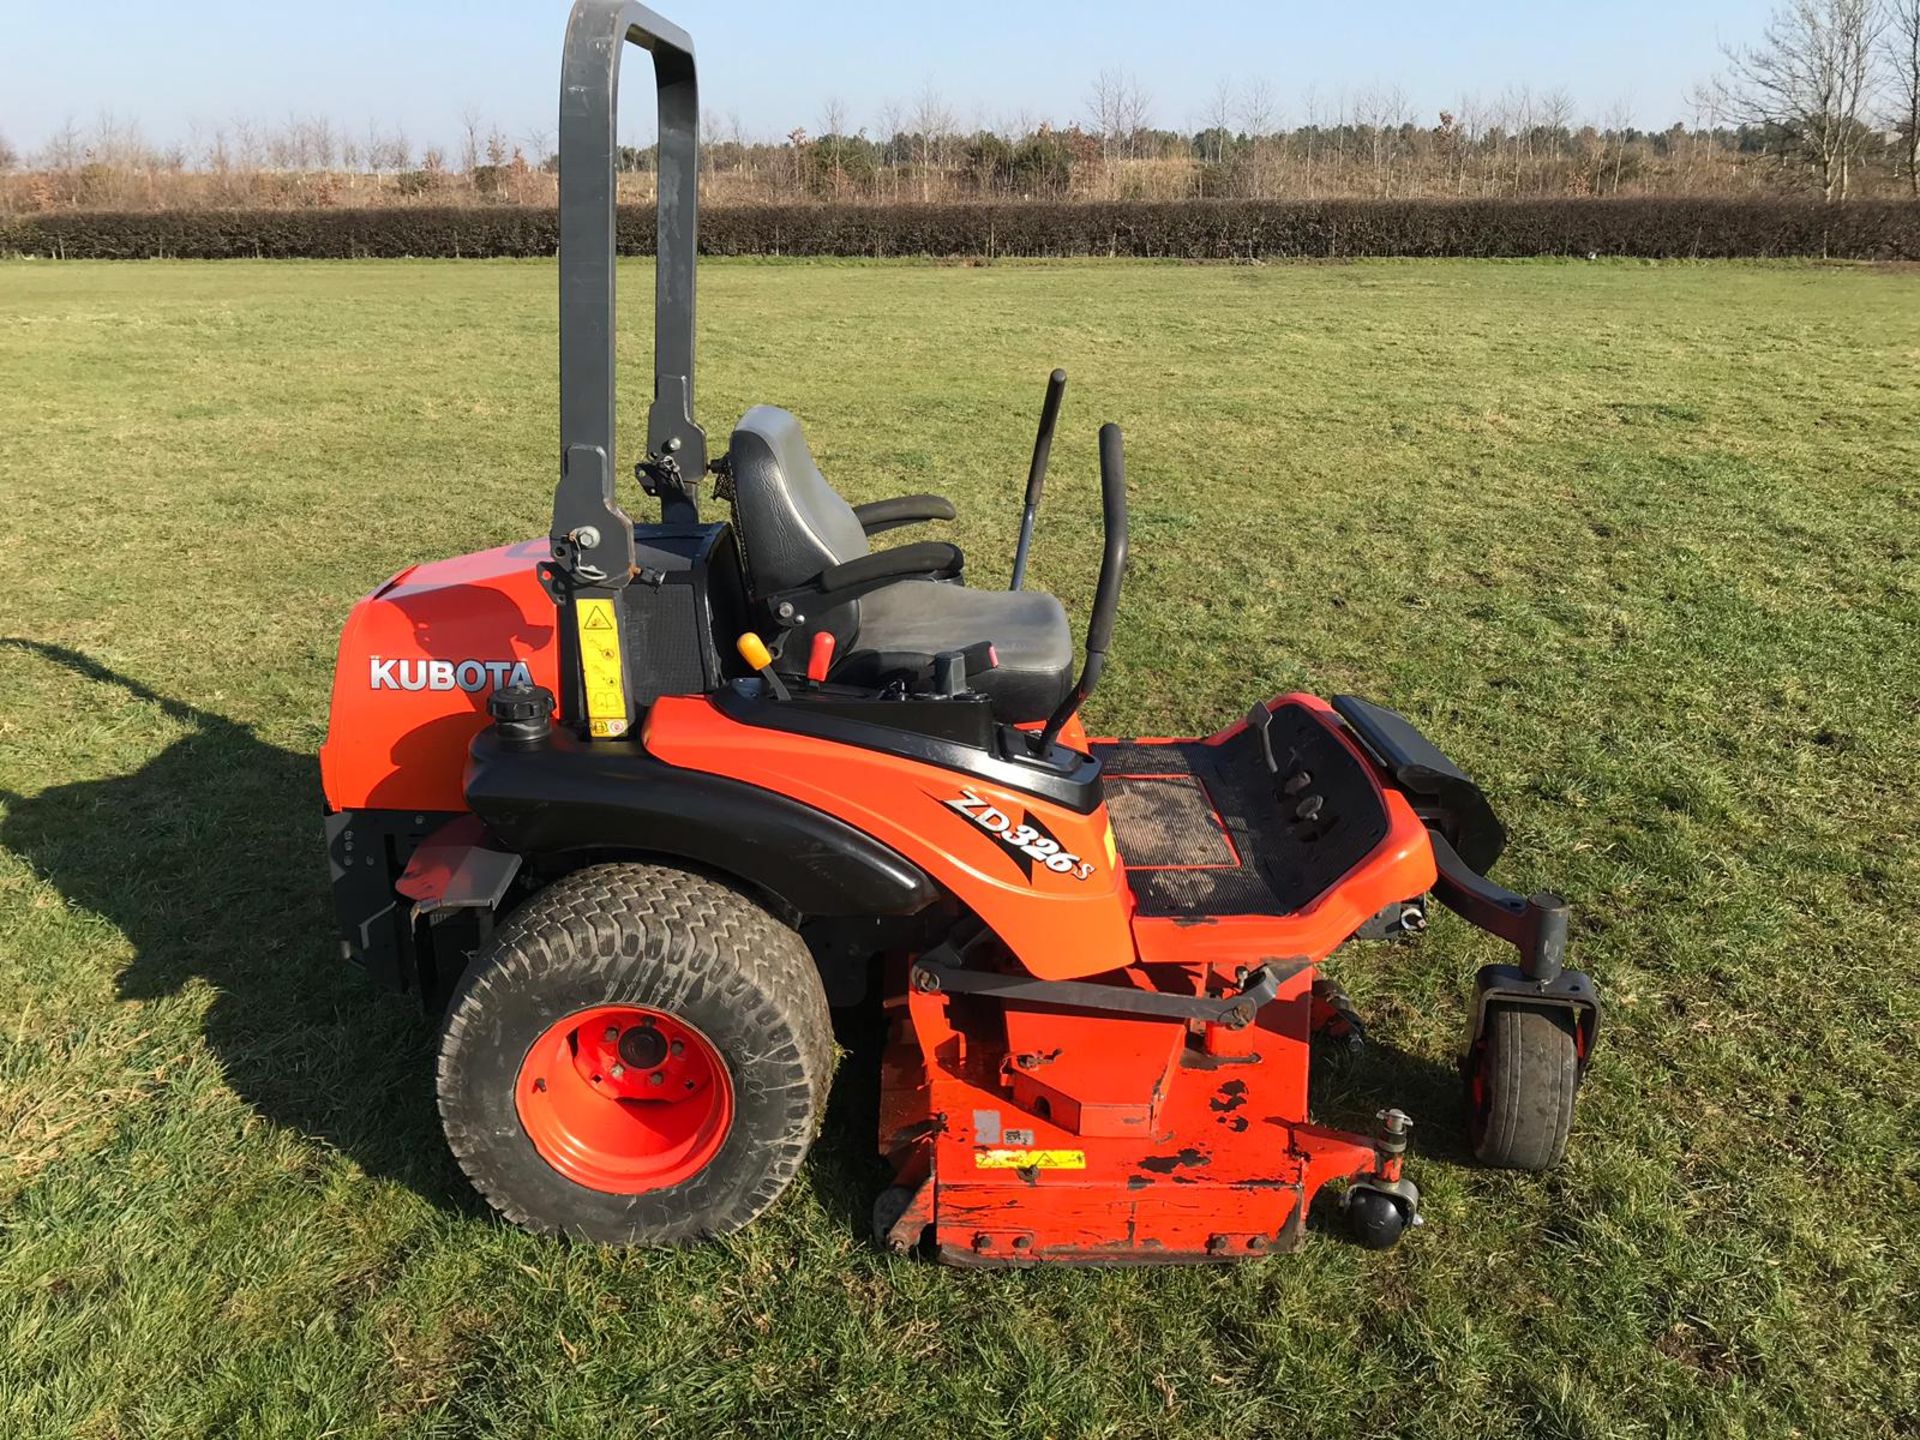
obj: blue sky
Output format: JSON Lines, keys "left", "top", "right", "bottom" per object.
{"left": 3, "top": 1, "right": 1772, "bottom": 157}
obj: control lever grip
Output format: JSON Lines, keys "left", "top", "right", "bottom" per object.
{"left": 1011, "top": 368, "right": 1066, "bottom": 590}
{"left": 1036, "top": 422, "right": 1127, "bottom": 754}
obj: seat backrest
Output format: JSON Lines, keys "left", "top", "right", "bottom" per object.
{"left": 728, "top": 407, "right": 868, "bottom": 599}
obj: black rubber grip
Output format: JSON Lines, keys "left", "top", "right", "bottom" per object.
{"left": 818, "top": 541, "right": 964, "bottom": 593}
{"left": 851, "top": 494, "right": 958, "bottom": 532}
{"left": 1086, "top": 423, "right": 1128, "bottom": 657}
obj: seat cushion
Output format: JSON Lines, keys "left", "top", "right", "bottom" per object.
{"left": 837, "top": 580, "right": 1075, "bottom": 723}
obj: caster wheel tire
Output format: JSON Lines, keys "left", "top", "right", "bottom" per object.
{"left": 1466, "top": 1002, "right": 1579, "bottom": 1171}
{"left": 1344, "top": 1186, "right": 1411, "bottom": 1250}
{"left": 437, "top": 863, "right": 835, "bottom": 1245}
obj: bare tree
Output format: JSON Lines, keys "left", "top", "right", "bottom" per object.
{"left": 0, "top": 130, "right": 15, "bottom": 171}
{"left": 1117, "top": 73, "right": 1152, "bottom": 158}
{"left": 1085, "top": 68, "right": 1150, "bottom": 172}
{"left": 1203, "top": 78, "right": 1234, "bottom": 163}
{"left": 1239, "top": 78, "right": 1275, "bottom": 138}
{"left": 42, "top": 117, "right": 84, "bottom": 171}
{"left": 726, "top": 110, "right": 750, "bottom": 188}
{"left": 1238, "top": 79, "right": 1277, "bottom": 196}
{"left": 1353, "top": 83, "right": 1413, "bottom": 193}
{"left": 1299, "top": 84, "right": 1323, "bottom": 194}
{"left": 459, "top": 106, "right": 485, "bottom": 172}
{"left": 1722, "top": 0, "right": 1884, "bottom": 202}
{"left": 1498, "top": 83, "right": 1535, "bottom": 193}
{"left": 1085, "top": 69, "right": 1122, "bottom": 167}
{"left": 816, "top": 97, "right": 850, "bottom": 197}
{"left": 523, "top": 123, "right": 554, "bottom": 169}
{"left": 365, "top": 122, "right": 411, "bottom": 173}
{"left": 876, "top": 99, "right": 903, "bottom": 199}
{"left": 188, "top": 118, "right": 229, "bottom": 173}
{"left": 910, "top": 83, "right": 953, "bottom": 201}
{"left": 1451, "top": 92, "right": 1485, "bottom": 195}
{"left": 230, "top": 116, "right": 262, "bottom": 170}
{"left": 1604, "top": 96, "right": 1636, "bottom": 193}
{"left": 1886, "top": 0, "right": 1920, "bottom": 195}
{"left": 319, "top": 115, "right": 340, "bottom": 168}
{"left": 1541, "top": 87, "right": 1575, "bottom": 155}
{"left": 91, "top": 110, "right": 147, "bottom": 167}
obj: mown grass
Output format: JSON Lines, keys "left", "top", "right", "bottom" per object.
{"left": 0, "top": 256, "right": 1916, "bottom": 1439}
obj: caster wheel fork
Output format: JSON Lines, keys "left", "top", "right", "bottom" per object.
{"left": 1341, "top": 1106, "right": 1423, "bottom": 1251}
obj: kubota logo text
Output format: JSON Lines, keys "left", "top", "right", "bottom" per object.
{"left": 369, "top": 657, "right": 534, "bottom": 693}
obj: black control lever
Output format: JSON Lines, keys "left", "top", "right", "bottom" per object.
{"left": 930, "top": 640, "right": 999, "bottom": 696}
{"left": 1035, "top": 423, "right": 1127, "bottom": 755}
{"left": 1011, "top": 369, "right": 1066, "bottom": 590}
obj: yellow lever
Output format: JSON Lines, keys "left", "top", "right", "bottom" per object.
{"left": 735, "top": 633, "right": 790, "bottom": 700}
{"left": 736, "top": 632, "right": 774, "bottom": 671}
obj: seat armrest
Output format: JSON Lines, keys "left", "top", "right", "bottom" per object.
{"left": 820, "top": 541, "right": 964, "bottom": 592}
{"left": 764, "top": 541, "right": 966, "bottom": 627}
{"left": 851, "top": 494, "right": 957, "bottom": 535}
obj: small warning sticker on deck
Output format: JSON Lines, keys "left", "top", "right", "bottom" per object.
{"left": 974, "top": 1148, "right": 1086, "bottom": 1170}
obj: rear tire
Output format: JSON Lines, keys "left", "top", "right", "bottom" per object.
{"left": 1466, "top": 1003, "right": 1579, "bottom": 1171}
{"left": 437, "top": 863, "right": 834, "bottom": 1244}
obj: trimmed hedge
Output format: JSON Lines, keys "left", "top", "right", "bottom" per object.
{"left": 4, "top": 198, "right": 1918, "bottom": 261}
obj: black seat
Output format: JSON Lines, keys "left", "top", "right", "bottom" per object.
{"left": 726, "top": 406, "right": 1075, "bottom": 723}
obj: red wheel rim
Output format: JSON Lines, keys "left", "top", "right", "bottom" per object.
{"left": 515, "top": 1004, "right": 734, "bottom": 1194}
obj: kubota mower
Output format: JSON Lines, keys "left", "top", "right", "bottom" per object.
{"left": 320, "top": 0, "right": 1599, "bottom": 1263}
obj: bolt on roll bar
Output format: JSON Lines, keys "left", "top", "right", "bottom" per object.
{"left": 551, "top": 0, "right": 707, "bottom": 591}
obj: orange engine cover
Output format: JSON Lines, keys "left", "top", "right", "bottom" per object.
{"left": 319, "top": 540, "right": 560, "bottom": 812}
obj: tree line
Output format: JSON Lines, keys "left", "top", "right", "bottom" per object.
{"left": 3, "top": 0, "right": 1916, "bottom": 215}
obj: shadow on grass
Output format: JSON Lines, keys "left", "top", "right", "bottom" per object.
{"left": 0, "top": 639, "right": 890, "bottom": 1235}
{"left": 809, "top": 1000, "right": 893, "bottom": 1244}
{"left": 1306, "top": 1033, "right": 1471, "bottom": 1237}
{"left": 0, "top": 638, "right": 474, "bottom": 1211}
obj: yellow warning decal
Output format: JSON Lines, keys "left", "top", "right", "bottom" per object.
{"left": 574, "top": 597, "right": 629, "bottom": 738}
{"left": 974, "top": 1148, "right": 1087, "bottom": 1170}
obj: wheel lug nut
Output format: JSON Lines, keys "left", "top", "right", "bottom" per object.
{"left": 649, "top": 1072, "right": 665, "bottom": 1087}
{"left": 610, "top": 1064, "right": 625, "bottom": 1079}
{"left": 604, "top": 1026, "right": 619, "bottom": 1042}
{"left": 670, "top": 1039, "right": 684, "bottom": 1057}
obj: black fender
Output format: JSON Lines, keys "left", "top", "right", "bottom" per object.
{"left": 464, "top": 726, "right": 940, "bottom": 919}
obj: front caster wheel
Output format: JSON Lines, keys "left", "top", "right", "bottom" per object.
{"left": 1342, "top": 1182, "right": 1418, "bottom": 1250}
{"left": 436, "top": 863, "right": 835, "bottom": 1245}
{"left": 1465, "top": 1002, "right": 1579, "bottom": 1170}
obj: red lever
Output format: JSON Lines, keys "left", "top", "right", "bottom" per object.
{"left": 806, "top": 630, "right": 836, "bottom": 684}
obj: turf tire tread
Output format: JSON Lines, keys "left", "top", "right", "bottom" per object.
{"left": 436, "top": 863, "right": 834, "bottom": 1244}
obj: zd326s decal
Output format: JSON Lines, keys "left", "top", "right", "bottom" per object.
{"left": 942, "top": 787, "right": 1095, "bottom": 881}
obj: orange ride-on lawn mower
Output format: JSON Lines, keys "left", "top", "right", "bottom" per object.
{"left": 320, "top": 0, "right": 1599, "bottom": 1263}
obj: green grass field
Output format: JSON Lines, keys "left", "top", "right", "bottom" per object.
{"left": 1, "top": 256, "right": 1916, "bottom": 1438}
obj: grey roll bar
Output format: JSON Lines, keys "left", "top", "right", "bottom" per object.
{"left": 552, "top": 0, "right": 706, "bottom": 589}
